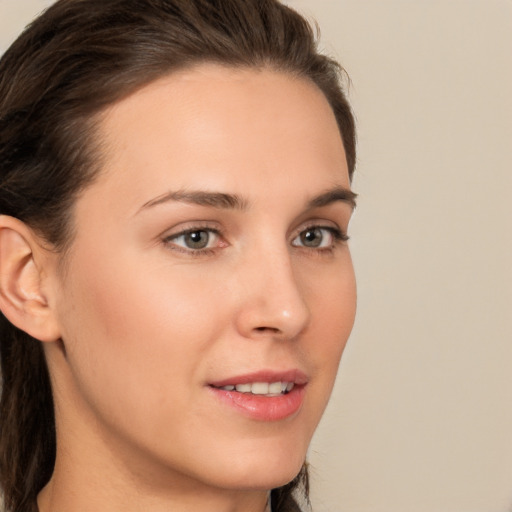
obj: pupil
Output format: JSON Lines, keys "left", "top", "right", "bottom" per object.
{"left": 186, "top": 231, "right": 209, "bottom": 249}
{"left": 302, "top": 228, "right": 322, "bottom": 247}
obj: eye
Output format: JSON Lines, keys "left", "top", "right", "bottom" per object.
{"left": 165, "top": 228, "right": 221, "bottom": 251}
{"left": 291, "top": 226, "right": 347, "bottom": 249}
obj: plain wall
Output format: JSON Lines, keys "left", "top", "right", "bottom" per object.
{"left": 1, "top": 1, "right": 511, "bottom": 511}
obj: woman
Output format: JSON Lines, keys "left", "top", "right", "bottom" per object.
{"left": 0, "top": 1, "right": 357, "bottom": 511}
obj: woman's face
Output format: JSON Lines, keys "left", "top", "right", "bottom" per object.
{"left": 48, "top": 65, "right": 356, "bottom": 492}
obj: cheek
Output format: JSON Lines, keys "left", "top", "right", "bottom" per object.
{"left": 302, "top": 255, "right": 356, "bottom": 399}
{"left": 57, "top": 249, "right": 229, "bottom": 421}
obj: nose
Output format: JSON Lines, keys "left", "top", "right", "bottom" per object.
{"left": 234, "top": 248, "right": 311, "bottom": 341}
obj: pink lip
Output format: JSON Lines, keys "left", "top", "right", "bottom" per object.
{"left": 208, "top": 369, "right": 308, "bottom": 388}
{"left": 207, "top": 369, "right": 308, "bottom": 422}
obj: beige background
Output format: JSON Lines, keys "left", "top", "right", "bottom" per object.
{"left": 1, "top": 1, "right": 511, "bottom": 511}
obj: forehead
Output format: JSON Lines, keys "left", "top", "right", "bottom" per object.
{"left": 89, "top": 64, "right": 349, "bottom": 212}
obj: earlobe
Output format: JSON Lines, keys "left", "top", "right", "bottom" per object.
{"left": 0, "top": 215, "right": 61, "bottom": 342}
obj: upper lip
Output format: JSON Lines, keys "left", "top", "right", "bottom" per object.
{"left": 208, "top": 369, "right": 308, "bottom": 388}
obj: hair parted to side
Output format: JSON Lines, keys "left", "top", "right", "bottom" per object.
{"left": 0, "top": 1, "right": 356, "bottom": 511}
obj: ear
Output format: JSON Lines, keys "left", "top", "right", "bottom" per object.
{"left": 0, "top": 215, "right": 61, "bottom": 342}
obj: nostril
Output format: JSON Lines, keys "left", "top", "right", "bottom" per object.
{"left": 254, "top": 326, "right": 280, "bottom": 333}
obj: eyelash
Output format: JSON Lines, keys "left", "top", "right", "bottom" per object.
{"left": 162, "top": 224, "right": 349, "bottom": 257}
{"left": 293, "top": 225, "right": 349, "bottom": 250}
{"left": 162, "top": 225, "right": 223, "bottom": 257}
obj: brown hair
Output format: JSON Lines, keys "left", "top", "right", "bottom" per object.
{"left": 0, "top": 1, "right": 356, "bottom": 510}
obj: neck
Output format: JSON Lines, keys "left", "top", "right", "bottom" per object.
{"left": 39, "top": 371, "right": 270, "bottom": 512}
{"left": 38, "top": 466, "right": 270, "bottom": 512}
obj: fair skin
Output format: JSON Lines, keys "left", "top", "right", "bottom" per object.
{"left": 0, "top": 65, "right": 356, "bottom": 512}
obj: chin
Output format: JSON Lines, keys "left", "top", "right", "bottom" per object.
{"left": 252, "top": 465, "right": 305, "bottom": 491}
{"left": 205, "top": 443, "right": 307, "bottom": 491}
{"left": 213, "top": 466, "right": 304, "bottom": 492}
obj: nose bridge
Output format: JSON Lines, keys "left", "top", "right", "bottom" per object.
{"left": 235, "top": 240, "right": 310, "bottom": 340}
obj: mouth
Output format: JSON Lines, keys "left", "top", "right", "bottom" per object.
{"left": 211, "top": 381, "right": 296, "bottom": 396}
{"left": 207, "top": 370, "right": 307, "bottom": 421}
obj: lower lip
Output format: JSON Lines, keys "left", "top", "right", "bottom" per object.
{"left": 209, "top": 385, "right": 306, "bottom": 421}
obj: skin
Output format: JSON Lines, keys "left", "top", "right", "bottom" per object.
{"left": 27, "top": 65, "right": 357, "bottom": 512}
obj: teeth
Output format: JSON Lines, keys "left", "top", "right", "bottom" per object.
{"left": 251, "top": 382, "right": 269, "bottom": 395}
{"left": 268, "top": 382, "right": 283, "bottom": 394}
{"left": 217, "top": 381, "right": 295, "bottom": 395}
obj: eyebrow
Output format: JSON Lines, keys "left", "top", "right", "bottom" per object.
{"left": 139, "top": 190, "right": 248, "bottom": 211}
{"left": 138, "top": 185, "right": 357, "bottom": 213}
{"left": 307, "top": 187, "right": 358, "bottom": 210}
